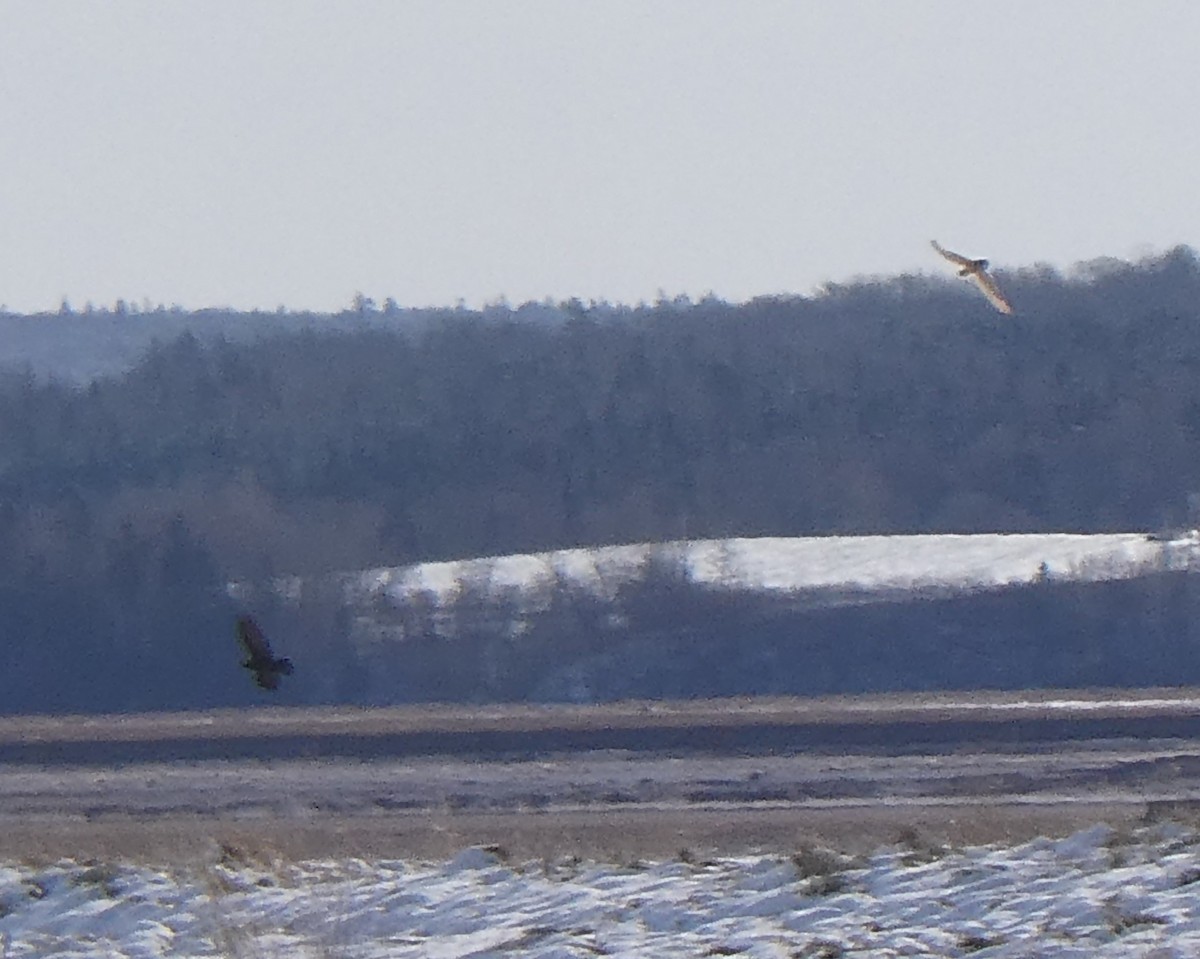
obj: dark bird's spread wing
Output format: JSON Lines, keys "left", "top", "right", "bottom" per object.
{"left": 255, "top": 669, "right": 286, "bottom": 691}
{"left": 236, "top": 615, "right": 272, "bottom": 662}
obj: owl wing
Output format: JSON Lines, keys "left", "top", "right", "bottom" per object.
{"left": 970, "top": 269, "right": 1014, "bottom": 314}
{"left": 930, "top": 240, "right": 974, "bottom": 269}
{"left": 237, "top": 615, "right": 272, "bottom": 661}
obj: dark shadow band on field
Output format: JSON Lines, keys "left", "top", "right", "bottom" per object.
{"left": 5, "top": 713, "right": 1200, "bottom": 766}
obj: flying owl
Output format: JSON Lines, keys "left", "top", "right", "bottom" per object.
{"left": 930, "top": 240, "right": 1014, "bottom": 314}
{"left": 236, "top": 615, "right": 294, "bottom": 690}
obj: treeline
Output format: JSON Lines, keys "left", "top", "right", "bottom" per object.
{"left": 2, "top": 246, "right": 1200, "bottom": 710}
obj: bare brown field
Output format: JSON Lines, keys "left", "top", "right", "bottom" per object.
{"left": 1, "top": 685, "right": 1198, "bottom": 745}
{"left": 0, "top": 802, "right": 1168, "bottom": 866}
{"left": 3, "top": 688, "right": 1200, "bottom": 864}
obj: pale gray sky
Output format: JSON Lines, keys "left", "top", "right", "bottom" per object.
{"left": 1, "top": 1, "right": 1198, "bottom": 313}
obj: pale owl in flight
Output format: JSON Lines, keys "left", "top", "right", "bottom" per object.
{"left": 930, "top": 240, "right": 1014, "bottom": 314}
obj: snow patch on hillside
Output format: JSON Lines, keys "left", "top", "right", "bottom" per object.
{"left": 346, "top": 532, "right": 1183, "bottom": 610}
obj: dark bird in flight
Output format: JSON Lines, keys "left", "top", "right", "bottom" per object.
{"left": 236, "top": 615, "right": 294, "bottom": 690}
{"left": 931, "top": 239, "right": 1014, "bottom": 314}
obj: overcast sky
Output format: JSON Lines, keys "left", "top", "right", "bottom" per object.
{"left": 1, "top": 2, "right": 1197, "bottom": 313}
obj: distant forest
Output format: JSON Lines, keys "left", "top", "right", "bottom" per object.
{"left": 3, "top": 246, "right": 1200, "bottom": 712}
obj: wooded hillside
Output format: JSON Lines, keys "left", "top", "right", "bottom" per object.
{"left": 2, "top": 246, "right": 1199, "bottom": 711}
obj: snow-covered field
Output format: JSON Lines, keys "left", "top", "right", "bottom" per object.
{"left": 6, "top": 824, "right": 1200, "bottom": 957}
{"left": 225, "top": 531, "right": 1200, "bottom": 654}
{"left": 341, "top": 531, "right": 1191, "bottom": 611}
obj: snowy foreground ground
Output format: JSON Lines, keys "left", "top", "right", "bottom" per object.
{"left": 6, "top": 824, "right": 1200, "bottom": 957}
